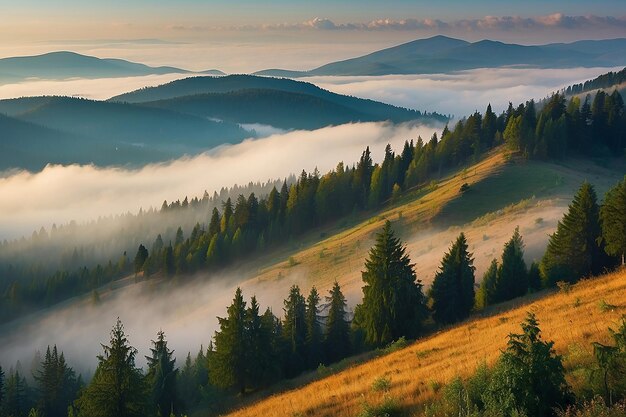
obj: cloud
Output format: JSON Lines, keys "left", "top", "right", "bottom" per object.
{"left": 223, "top": 14, "right": 626, "bottom": 33}
{"left": 0, "top": 121, "right": 441, "bottom": 240}
{"left": 306, "top": 66, "right": 624, "bottom": 117}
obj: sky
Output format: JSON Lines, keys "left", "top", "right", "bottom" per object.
{"left": 1, "top": 0, "right": 625, "bottom": 72}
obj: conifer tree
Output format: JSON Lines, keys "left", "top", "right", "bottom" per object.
{"left": 133, "top": 245, "right": 148, "bottom": 274}
{"left": 210, "top": 288, "right": 247, "bottom": 394}
{"left": 541, "top": 182, "right": 607, "bottom": 285}
{"left": 430, "top": 233, "right": 475, "bottom": 324}
{"left": 600, "top": 175, "right": 626, "bottom": 265}
{"left": 163, "top": 244, "right": 175, "bottom": 277}
{"left": 34, "top": 345, "right": 79, "bottom": 417}
{"left": 76, "top": 319, "right": 148, "bottom": 417}
{"left": 495, "top": 227, "right": 528, "bottom": 302}
{"left": 484, "top": 313, "right": 572, "bottom": 416}
{"left": 208, "top": 208, "right": 220, "bottom": 237}
{"left": 3, "top": 369, "right": 29, "bottom": 417}
{"left": 145, "top": 331, "right": 179, "bottom": 417}
{"left": 245, "top": 297, "right": 276, "bottom": 388}
{"left": 357, "top": 221, "right": 426, "bottom": 347}
{"left": 325, "top": 282, "right": 351, "bottom": 363}
{"left": 527, "top": 261, "right": 542, "bottom": 292}
{"left": 479, "top": 259, "right": 498, "bottom": 308}
{"left": 305, "top": 287, "right": 323, "bottom": 368}
{"left": 282, "top": 285, "right": 307, "bottom": 376}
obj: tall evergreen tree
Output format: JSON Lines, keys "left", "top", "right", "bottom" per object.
{"left": 282, "top": 285, "right": 307, "bottom": 377}
{"left": 324, "top": 282, "right": 351, "bottom": 363}
{"left": 209, "top": 288, "right": 247, "bottom": 394}
{"left": 3, "top": 369, "right": 29, "bottom": 417}
{"left": 244, "top": 297, "right": 277, "bottom": 389}
{"left": 76, "top": 319, "right": 148, "bottom": 417}
{"left": 145, "top": 331, "right": 179, "bottom": 417}
{"left": 600, "top": 175, "right": 626, "bottom": 265}
{"left": 356, "top": 221, "right": 426, "bottom": 347}
{"left": 305, "top": 287, "right": 323, "bottom": 368}
{"left": 133, "top": 245, "right": 148, "bottom": 275}
{"left": 478, "top": 259, "right": 498, "bottom": 308}
{"left": 495, "top": 227, "right": 528, "bottom": 302}
{"left": 34, "top": 346, "right": 79, "bottom": 417}
{"left": 430, "top": 233, "right": 475, "bottom": 324}
{"left": 541, "top": 182, "right": 608, "bottom": 285}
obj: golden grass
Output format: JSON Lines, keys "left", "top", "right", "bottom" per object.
{"left": 225, "top": 268, "right": 626, "bottom": 417}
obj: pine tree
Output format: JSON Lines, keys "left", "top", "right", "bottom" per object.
{"left": 145, "top": 331, "right": 179, "bottom": 417}
{"left": 282, "top": 285, "right": 307, "bottom": 377}
{"left": 210, "top": 288, "right": 247, "bottom": 394}
{"left": 484, "top": 313, "right": 572, "bottom": 416}
{"left": 245, "top": 297, "right": 277, "bottom": 388}
{"left": 527, "top": 261, "right": 542, "bottom": 292}
{"left": 163, "top": 244, "right": 175, "bottom": 277}
{"left": 4, "top": 369, "right": 29, "bottom": 417}
{"left": 208, "top": 208, "right": 220, "bottom": 237}
{"left": 430, "top": 233, "right": 475, "bottom": 324}
{"left": 324, "top": 282, "right": 351, "bottom": 363}
{"left": 305, "top": 287, "right": 323, "bottom": 368}
{"left": 541, "top": 182, "right": 608, "bottom": 285}
{"left": 495, "top": 227, "right": 528, "bottom": 302}
{"left": 600, "top": 175, "right": 626, "bottom": 265}
{"left": 34, "top": 346, "right": 79, "bottom": 417}
{"left": 76, "top": 319, "right": 148, "bottom": 417}
{"left": 133, "top": 245, "right": 148, "bottom": 274}
{"left": 357, "top": 221, "right": 426, "bottom": 347}
{"left": 478, "top": 259, "right": 498, "bottom": 308}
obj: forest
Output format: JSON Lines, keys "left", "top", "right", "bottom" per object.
{"left": 1, "top": 88, "right": 625, "bottom": 324}
{"left": 1, "top": 167, "right": 625, "bottom": 416}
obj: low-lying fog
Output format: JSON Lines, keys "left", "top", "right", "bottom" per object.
{"left": 307, "top": 66, "right": 624, "bottom": 116}
{"left": 0, "top": 121, "right": 441, "bottom": 240}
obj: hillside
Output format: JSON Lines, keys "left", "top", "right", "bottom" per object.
{"left": 226, "top": 268, "right": 626, "bottom": 416}
{"left": 256, "top": 35, "right": 626, "bottom": 77}
{"left": 0, "top": 96, "right": 249, "bottom": 169}
{"left": 235, "top": 150, "right": 624, "bottom": 302}
{"left": 142, "top": 89, "right": 402, "bottom": 130}
{"left": 108, "top": 74, "right": 445, "bottom": 123}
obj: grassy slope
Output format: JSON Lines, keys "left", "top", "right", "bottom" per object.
{"left": 238, "top": 149, "right": 624, "bottom": 301}
{"left": 226, "top": 268, "right": 626, "bottom": 417}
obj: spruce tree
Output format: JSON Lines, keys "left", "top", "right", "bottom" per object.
{"left": 495, "top": 227, "right": 528, "bottom": 302}
{"left": 600, "top": 175, "right": 626, "bottom": 265}
{"left": 282, "top": 285, "right": 307, "bottom": 377}
{"left": 245, "top": 297, "right": 277, "bottom": 389}
{"left": 34, "top": 346, "right": 79, "bottom": 417}
{"left": 305, "top": 287, "right": 323, "bottom": 368}
{"left": 541, "top": 182, "right": 607, "bottom": 285}
{"left": 145, "top": 331, "right": 179, "bottom": 417}
{"left": 3, "top": 369, "right": 29, "bottom": 417}
{"left": 430, "top": 233, "right": 475, "bottom": 324}
{"left": 357, "top": 221, "right": 426, "bottom": 347}
{"left": 209, "top": 288, "right": 247, "bottom": 394}
{"left": 76, "top": 319, "right": 148, "bottom": 417}
{"left": 324, "top": 282, "right": 351, "bottom": 363}
{"left": 133, "top": 245, "right": 148, "bottom": 275}
{"left": 484, "top": 313, "right": 572, "bottom": 416}
{"left": 479, "top": 259, "right": 498, "bottom": 308}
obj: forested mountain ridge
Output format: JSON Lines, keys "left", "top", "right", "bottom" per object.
{"left": 255, "top": 35, "right": 626, "bottom": 77}
{"left": 109, "top": 74, "right": 446, "bottom": 123}
{"left": 0, "top": 96, "right": 249, "bottom": 169}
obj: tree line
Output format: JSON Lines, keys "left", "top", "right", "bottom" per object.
{"left": 2, "top": 172, "right": 625, "bottom": 416}
{"left": 2, "top": 89, "right": 624, "bottom": 325}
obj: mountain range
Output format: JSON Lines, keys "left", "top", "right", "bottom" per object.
{"left": 0, "top": 51, "right": 223, "bottom": 84}
{"left": 0, "top": 75, "right": 444, "bottom": 170}
{"left": 256, "top": 35, "right": 626, "bottom": 77}
{"left": 2, "top": 36, "right": 625, "bottom": 84}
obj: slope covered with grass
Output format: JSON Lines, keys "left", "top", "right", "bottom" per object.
{"left": 225, "top": 268, "right": 626, "bottom": 417}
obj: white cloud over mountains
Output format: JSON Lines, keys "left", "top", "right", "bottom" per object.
{"left": 231, "top": 14, "right": 626, "bottom": 34}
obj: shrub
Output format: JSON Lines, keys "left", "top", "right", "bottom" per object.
{"left": 358, "top": 396, "right": 403, "bottom": 417}
{"left": 372, "top": 376, "right": 392, "bottom": 393}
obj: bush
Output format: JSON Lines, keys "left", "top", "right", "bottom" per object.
{"left": 380, "top": 337, "right": 409, "bottom": 355}
{"left": 558, "top": 398, "right": 626, "bottom": 417}
{"left": 372, "top": 376, "right": 391, "bottom": 392}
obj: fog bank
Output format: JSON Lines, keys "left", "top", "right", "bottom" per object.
{"left": 0, "top": 121, "right": 441, "bottom": 240}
